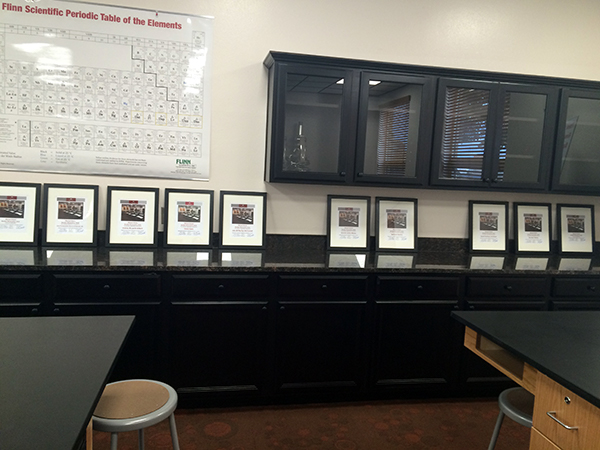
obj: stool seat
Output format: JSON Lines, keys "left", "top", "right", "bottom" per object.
{"left": 488, "top": 387, "right": 534, "bottom": 450}
{"left": 93, "top": 379, "right": 180, "bottom": 450}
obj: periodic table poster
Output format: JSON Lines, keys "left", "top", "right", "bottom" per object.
{"left": 0, "top": 0, "right": 213, "bottom": 180}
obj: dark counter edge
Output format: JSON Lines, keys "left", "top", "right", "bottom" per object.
{"left": 451, "top": 310, "right": 600, "bottom": 410}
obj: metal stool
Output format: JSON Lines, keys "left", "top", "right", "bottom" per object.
{"left": 92, "top": 379, "right": 180, "bottom": 450}
{"left": 488, "top": 387, "right": 534, "bottom": 450}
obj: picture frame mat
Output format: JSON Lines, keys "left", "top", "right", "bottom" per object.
{"left": 107, "top": 188, "right": 158, "bottom": 246}
{"left": 44, "top": 185, "right": 97, "bottom": 245}
{"left": 220, "top": 192, "right": 266, "bottom": 248}
{"left": 376, "top": 198, "right": 417, "bottom": 251}
{"left": 165, "top": 189, "right": 213, "bottom": 247}
{"left": 328, "top": 196, "right": 370, "bottom": 249}
{"left": 470, "top": 201, "right": 508, "bottom": 252}
{"left": 515, "top": 203, "right": 551, "bottom": 253}
{"left": 0, "top": 183, "right": 40, "bottom": 245}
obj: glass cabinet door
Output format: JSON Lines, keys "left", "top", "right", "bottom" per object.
{"left": 432, "top": 79, "right": 557, "bottom": 190}
{"left": 268, "top": 64, "right": 356, "bottom": 182}
{"left": 431, "top": 79, "right": 499, "bottom": 188}
{"left": 491, "top": 85, "right": 558, "bottom": 190}
{"left": 354, "top": 73, "right": 434, "bottom": 185}
{"left": 552, "top": 89, "right": 600, "bottom": 193}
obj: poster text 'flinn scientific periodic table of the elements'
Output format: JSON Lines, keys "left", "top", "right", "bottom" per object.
{"left": 0, "top": 0, "right": 213, "bottom": 180}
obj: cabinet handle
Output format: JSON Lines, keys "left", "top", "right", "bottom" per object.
{"left": 417, "top": 285, "right": 424, "bottom": 290}
{"left": 483, "top": 177, "right": 491, "bottom": 183}
{"left": 218, "top": 284, "right": 225, "bottom": 290}
{"left": 103, "top": 284, "right": 110, "bottom": 290}
{"left": 357, "top": 172, "right": 364, "bottom": 177}
{"left": 322, "top": 284, "right": 328, "bottom": 290}
{"left": 31, "top": 308, "right": 39, "bottom": 315}
{"left": 588, "top": 285, "right": 596, "bottom": 292}
{"left": 546, "top": 411, "right": 578, "bottom": 430}
{"left": 339, "top": 171, "right": 346, "bottom": 177}
{"left": 53, "top": 308, "right": 60, "bottom": 314}
{"left": 280, "top": 306, "right": 285, "bottom": 311}
{"left": 504, "top": 285, "right": 513, "bottom": 291}
{"left": 491, "top": 178, "right": 498, "bottom": 183}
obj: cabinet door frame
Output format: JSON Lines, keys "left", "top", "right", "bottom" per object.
{"left": 490, "top": 84, "right": 558, "bottom": 191}
{"left": 353, "top": 71, "right": 435, "bottom": 186}
{"left": 267, "top": 62, "right": 359, "bottom": 184}
{"left": 551, "top": 88, "right": 600, "bottom": 194}
{"left": 430, "top": 78, "right": 500, "bottom": 188}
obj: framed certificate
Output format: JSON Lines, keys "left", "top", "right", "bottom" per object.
{"left": 468, "top": 201, "right": 508, "bottom": 253}
{"left": 0, "top": 182, "right": 41, "bottom": 246}
{"left": 557, "top": 204, "right": 595, "bottom": 254}
{"left": 42, "top": 184, "right": 98, "bottom": 246}
{"left": 327, "top": 195, "right": 370, "bottom": 250}
{"left": 514, "top": 203, "right": 551, "bottom": 254}
{"left": 375, "top": 197, "right": 417, "bottom": 252}
{"left": 106, "top": 186, "right": 159, "bottom": 248}
{"left": 164, "top": 189, "right": 214, "bottom": 248}
{"left": 219, "top": 191, "right": 267, "bottom": 249}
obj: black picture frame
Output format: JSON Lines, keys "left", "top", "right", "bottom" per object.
{"left": 0, "top": 182, "right": 41, "bottom": 247}
{"left": 42, "top": 184, "right": 99, "bottom": 247}
{"left": 219, "top": 191, "right": 267, "bottom": 249}
{"left": 327, "top": 195, "right": 371, "bottom": 251}
{"left": 513, "top": 202, "right": 552, "bottom": 254}
{"left": 557, "top": 203, "right": 595, "bottom": 254}
{"left": 164, "top": 189, "right": 214, "bottom": 248}
{"left": 375, "top": 197, "right": 418, "bottom": 252}
{"left": 106, "top": 186, "right": 159, "bottom": 248}
{"left": 468, "top": 200, "right": 509, "bottom": 253}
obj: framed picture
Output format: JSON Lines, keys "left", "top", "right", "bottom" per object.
{"left": 375, "top": 197, "right": 417, "bottom": 251}
{"left": 513, "top": 202, "right": 551, "bottom": 254}
{"left": 468, "top": 201, "right": 508, "bottom": 253}
{"left": 0, "top": 182, "right": 41, "bottom": 246}
{"left": 219, "top": 191, "right": 267, "bottom": 249}
{"left": 327, "top": 195, "right": 370, "bottom": 250}
{"left": 164, "top": 189, "right": 214, "bottom": 248}
{"left": 557, "top": 204, "right": 595, "bottom": 254}
{"left": 106, "top": 186, "right": 159, "bottom": 248}
{"left": 42, "top": 184, "right": 98, "bottom": 246}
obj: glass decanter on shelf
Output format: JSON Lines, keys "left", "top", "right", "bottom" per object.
{"left": 287, "top": 122, "right": 310, "bottom": 172}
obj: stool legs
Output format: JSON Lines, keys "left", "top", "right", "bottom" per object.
{"left": 110, "top": 433, "right": 118, "bottom": 450}
{"left": 169, "top": 414, "right": 181, "bottom": 450}
{"left": 488, "top": 410, "right": 505, "bottom": 450}
{"left": 138, "top": 428, "right": 144, "bottom": 450}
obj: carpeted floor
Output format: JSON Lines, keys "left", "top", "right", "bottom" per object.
{"left": 92, "top": 398, "right": 530, "bottom": 449}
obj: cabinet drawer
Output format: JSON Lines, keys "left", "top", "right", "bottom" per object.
{"left": 376, "top": 276, "right": 459, "bottom": 299}
{"left": 53, "top": 274, "right": 160, "bottom": 302}
{"left": 171, "top": 275, "right": 269, "bottom": 299}
{"left": 530, "top": 428, "right": 561, "bottom": 450}
{"left": 277, "top": 275, "right": 368, "bottom": 298}
{"left": 0, "top": 274, "right": 43, "bottom": 302}
{"left": 553, "top": 278, "right": 600, "bottom": 297}
{"left": 533, "top": 372, "right": 600, "bottom": 449}
{"left": 466, "top": 277, "right": 546, "bottom": 297}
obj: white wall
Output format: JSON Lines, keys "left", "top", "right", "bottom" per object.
{"left": 4, "top": 0, "right": 600, "bottom": 239}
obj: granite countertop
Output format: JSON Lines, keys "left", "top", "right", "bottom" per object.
{"left": 1, "top": 236, "right": 599, "bottom": 274}
{"left": 452, "top": 311, "right": 600, "bottom": 409}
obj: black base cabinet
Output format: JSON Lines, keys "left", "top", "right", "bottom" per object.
{"left": 166, "top": 274, "right": 270, "bottom": 402}
{"left": 5, "top": 267, "right": 600, "bottom": 406}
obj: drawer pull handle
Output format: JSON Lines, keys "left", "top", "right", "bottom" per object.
{"left": 504, "top": 285, "right": 512, "bottom": 291}
{"left": 588, "top": 285, "right": 596, "bottom": 291}
{"left": 103, "top": 284, "right": 110, "bottom": 290}
{"left": 546, "top": 411, "right": 579, "bottom": 430}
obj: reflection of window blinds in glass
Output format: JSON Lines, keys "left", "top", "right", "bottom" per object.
{"left": 377, "top": 96, "right": 410, "bottom": 176}
{"left": 496, "top": 95, "right": 511, "bottom": 182}
{"left": 440, "top": 88, "right": 490, "bottom": 180}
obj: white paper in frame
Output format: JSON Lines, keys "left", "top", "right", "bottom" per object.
{"left": 377, "top": 199, "right": 415, "bottom": 250}
{"left": 559, "top": 205, "right": 594, "bottom": 253}
{"left": 45, "top": 186, "right": 96, "bottom": 244}
{"left": 221, "top": 193, "right": 265, "bottom": 247}
{"left": 108, "top": 189, "right": 157, "bottom": 245}
{"left": 515, "top": 204, "right": 550, "bottom": 253}
{"left": 470, "top": 202, "right": 507, "bottom": 252}
{"left": 0, "top": 184, "right": 39, "bottom": 244}
{"left": 329, "top": 197, "right": 369, "bottom": 249}
{"left": 165, "top": 191, "right": 212, "bottom": 246}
